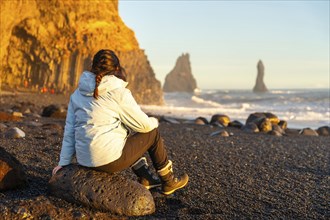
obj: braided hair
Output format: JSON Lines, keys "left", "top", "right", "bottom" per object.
{"left": 90, "top": 49, "right": 127, "bottom": 99}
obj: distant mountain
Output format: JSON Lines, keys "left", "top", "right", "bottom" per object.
{"left": 163, "top": 53, "right": 197, "bottom": 93}
{"left": 253, "top": 60, "right": 268, "bottom": 93}
{"left": 0, "top": 0, "right": 163, "bottom": 104}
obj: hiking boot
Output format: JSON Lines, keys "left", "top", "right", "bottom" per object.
{"left": 131, "top": 157, "right": 161, "bottom": 189}
{"left": 157, "top": 160, "right": 189, "bottom": 195}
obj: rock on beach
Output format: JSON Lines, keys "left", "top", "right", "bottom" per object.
{"left": 0, "top": 147, "right": 27, "bottom": 191}
{"left": 48, "top": 164, "right": 155, "bottom": 216}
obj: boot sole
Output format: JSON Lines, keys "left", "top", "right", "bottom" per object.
{"left": 162, "top": 176, "right": 189, "bottom": 195}
{"left": 144, "top": 183, "right": 162, "bottom": 190}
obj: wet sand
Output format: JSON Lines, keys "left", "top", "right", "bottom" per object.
{"left": 0, "top": 93, "right": 329, "bottom": 219}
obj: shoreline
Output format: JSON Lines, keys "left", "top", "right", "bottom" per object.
{"left": 1, "top": 90, "right": 329, "bottom": 130}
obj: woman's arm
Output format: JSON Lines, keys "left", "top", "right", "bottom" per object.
{"left": 118, "top": 89, "right": 158, "bottom": 133}
{"left": 58, "top": 98, "right": 76, "bottom": 166}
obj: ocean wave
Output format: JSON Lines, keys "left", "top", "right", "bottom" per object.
{"left": 191, "top": 96, "right": 222, "bottom": 107}
{"left": 142, "top": 89, "right": 329, "bottom": 128}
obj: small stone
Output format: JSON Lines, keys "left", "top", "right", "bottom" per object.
{"left": 25, "top": 113, "right": 42, "bottom": 118}
{"left": 42, "top": 104, "right": 59, "bottom": 117}
{"left": 299, "top": 128, "right": 319, "bottom": 136}
{"left": 0, "top": 147, "right": 27, "bottom": 191}
{"left": 4, "top": 127, "right": 25, "bottom": 138}
{"left": 210, "top": 130, "right": 229, "bottom": 137}
{"left": 210, "top": 114, "right": 230, "bottom": 127}
{"left": 272, "top": 124, "right": 284, "bottom": 134}
{"left": 24, "top": 108, "right": 31, "bottom": 114}
{"left": 194, "top": 117, "right": 208, "bottom": 125}
{"left": 160, "top": 116, "right": 180, "bottom": 124}
{"left": 220, "top": 131, "right": 230, "bottom": 137}
{"left": 50, "top": 110, "right": 67, "bottom": 119}
{"left": 241, "top": 123, "right": 259, "bottom": 133}
{"left": 12, "top": 112, "right": 23, "bottom": 117}
{"left": 268, "top": 130, "right": 282, "bottom": 136}
{"left": 285, "top": 128, "right": 300, "bottom": 136}
{"left": 278, "top": 120, "right": 288, "bottom": 130}
{"left": 25, "top": 121, "right": 43, "bottom": 127}
{"left": 316, "top": 126, "right": 330, "bottom": 136}
{"left": 0, "top": 123, "right": 7, "bottom": 130}
{"left": 228, "top": 120, "right": 243, "bottom": 129}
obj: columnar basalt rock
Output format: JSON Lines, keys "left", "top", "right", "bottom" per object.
{"left": 0, "top": 0, "right": 163, "bottom": 105}
{"left": 48, "top": 164, "right": 155, "bottom": 216}
{"left": 163, "top": 53, "right": 197, "bottom": 93}
{"left": 253, "top": 60, "right": 268, "bottom": 93}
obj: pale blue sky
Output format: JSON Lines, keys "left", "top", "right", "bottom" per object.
{"left": 119, "top": 0, "right": 329, "bottom": 90}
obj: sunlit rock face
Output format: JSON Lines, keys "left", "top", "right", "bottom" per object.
{"left": 163, "top": 53, "right": 197, "bottom": 93}
{"left": 0, "top": 0, "right": 163, "bottom": 105}
{"left": 253, "top": 60, "right": 268, "bottom": 93}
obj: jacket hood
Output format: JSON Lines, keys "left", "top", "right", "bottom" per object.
{"left": 78, "top": 71, "right": 128, "bottom": 96}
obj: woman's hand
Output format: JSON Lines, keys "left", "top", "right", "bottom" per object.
{"left": 52, "top": 165, "right": 63, "bottom": 176}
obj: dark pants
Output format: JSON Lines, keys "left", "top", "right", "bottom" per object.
{"left": 94, "top": 128, "right": 168, "bottom": 173}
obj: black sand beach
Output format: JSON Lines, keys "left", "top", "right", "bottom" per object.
{"left": 0, "top": 93, "right": 329, "bottom": 219}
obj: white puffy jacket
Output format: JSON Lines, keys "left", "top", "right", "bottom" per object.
{"left": 58, "top": 71, "right": 159, "bottom": 167}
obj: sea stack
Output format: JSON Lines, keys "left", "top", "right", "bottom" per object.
{"left": 253, "top": 60, "right": 268, "bottom": 93}
{"left": 163, "top": 53, "right": 197, "bottom": 93}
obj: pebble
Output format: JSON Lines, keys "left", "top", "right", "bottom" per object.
{"left": 12, "top": 112, "right": 23, "bottom": 117}
{"left": 268, "top": 130, "right": 282, "bottom": 136}
{"left": 316, "top": 126, "right": 330, "bottom": 136}
{"left": 160, "top": 116, "right": 180, "bottom": 124}
{"left": 210, "top": 130, "right": 229, "bottom": 137}
{"left": 241, "top": 123, "right": 259, "bottom": 133}
{"left": 300, "top": 128, "right": 319, "bottom": 136}
{"left": 194, "top": 117, "right": 208, "bottom": 125}
{"left": 0, "top": 123, "right": 7, "bottom": 130}
{"left": 25, "top": 121, "right": 43, "bottom": 127}
{"left": 5, "top": 127, "right": 26, "bottom": 138}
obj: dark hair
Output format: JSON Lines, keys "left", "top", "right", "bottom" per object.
{"left": 90, "top": 49, "right": 127, "bottom": 99}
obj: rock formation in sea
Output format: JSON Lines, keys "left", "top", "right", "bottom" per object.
{"left": 163, "top": 53, "right": 197, "bottom": 93}
{"left": 253, "top": 60, "right": 268, "bottom": 93}
{"left": 0, "top": 0, "right": 163, "bottom": 105}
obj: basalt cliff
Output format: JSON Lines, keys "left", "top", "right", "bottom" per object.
{"left": 253, "top": 60, "right": 268, "bottom": 93}
{"left": 0, "top": 0, "right": 163, "bottom": 104}
{"left": 163, "top": 53, "right": 197, "bottom": 93}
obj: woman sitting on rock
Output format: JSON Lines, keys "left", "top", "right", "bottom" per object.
{"left": 52, "top": 49, "right": 188, "bottom": 195}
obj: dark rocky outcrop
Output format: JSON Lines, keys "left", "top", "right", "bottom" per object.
{"left": 253, "top": 60, "right": 268, "bottom": 93}
{"left": 243, "top": 112, "right": 287, "bottom": 134}
{"left": 41, "top": 105, "right": 67, "bottom": 119}
{"left": 195, "top": 117, "right": 209, "bottom": 125}
{"left": 300, "top": 128, "right": 319, "bottom": 136}
{"left": 48, "top": 164, "right": 155, "bottom": 216}
{"left": 0, "top": 0, "right": 163, "bottom": 105}
{"left": 210, "top": 114, "right": 231, "bottom": 127}
{"left": 228, "top": 120, "right": 244, "bottom": 129}
{"left": 316, "top": 126, "right": 330, "bottom": 136}
{"left": 241, "top": 123, "right": 259, "bottom": 133}
{"left": 163, "top": 53, "right": 197, "bottom": 92}
{"left": 0, "top": 147, "right": 27, "bottom": 191}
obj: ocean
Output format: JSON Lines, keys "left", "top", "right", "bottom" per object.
{"left": 141, "top": 89, "right": 330, "bottom": 129}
